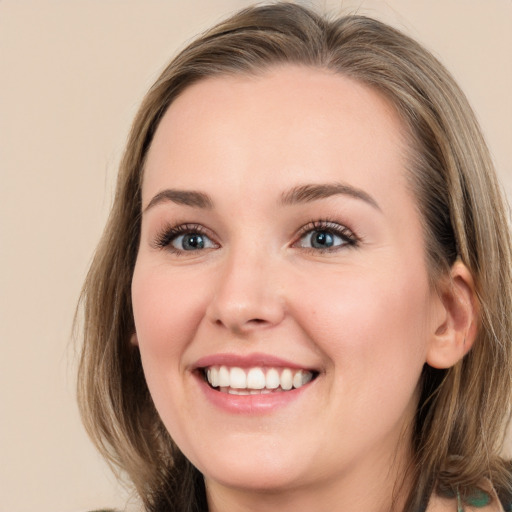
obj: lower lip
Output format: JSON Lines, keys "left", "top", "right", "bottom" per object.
{"left": 195, "top": 373, "right": 313, "bottom": 414}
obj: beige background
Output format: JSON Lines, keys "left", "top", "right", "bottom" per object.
{"left": 1, "top": 1, "right": 511, "bottom": 511}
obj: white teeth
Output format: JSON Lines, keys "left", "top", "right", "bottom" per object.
{"left": 229, "top": 367, "right": 247, "bottom": 389}
{"left": 204, "top": 365, "right": 315, "bottom": 393}
{"left": 292, "top": 370, "right": 313, "bottom": 389}
{"left": 209, "top": 367, "right": 219, "bottom": 387}
{"left": 280, "top": 368, "right": 293, "bottom": 390}
{"left": 246, "top": 368, "right": 266, "bottom": 389}
{"left": 293, "top": 370, "right": 304, "bottom": 389}
{"left": 218, "top": 366, "right": 230, "bottom": 387}
{"left": 265, "top": 368, "right": 280, "bottom": 389}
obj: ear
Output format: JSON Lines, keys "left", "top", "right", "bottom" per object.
{"left": 130, "top": 332, "right": 139, "bottom": 346}
{"left": 426, "top": 261, "right": 479, "bottom": 369}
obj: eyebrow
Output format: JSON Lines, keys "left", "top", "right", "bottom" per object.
{"left": 144, "top": 182, "right": 380, "bottom": 213}
{"left": 280, "top": 183, "right": 381, "bottom": 210}
{"left": 144, "top": 189, "right": 214, "bottom": 212}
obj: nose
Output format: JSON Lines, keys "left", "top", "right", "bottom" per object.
{"left": 205, "top": 246, "right": 286, "bottom": 335}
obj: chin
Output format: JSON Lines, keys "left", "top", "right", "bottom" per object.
{"left": 192, "top": 445, "right": 311, "bottom": 493}
{"left": 204, "top": 465, "right": 303, "bottom": 493}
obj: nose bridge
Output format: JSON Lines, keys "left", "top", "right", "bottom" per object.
{"left": 206, "top": 237, "right": 285, "bottom": 333}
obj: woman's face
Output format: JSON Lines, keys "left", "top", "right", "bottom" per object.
{"left": 132, "top": 67, "right": 441, "bottom": 498}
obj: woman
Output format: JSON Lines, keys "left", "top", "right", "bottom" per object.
{"left": 77, "top": 3, "right": 512, "bottom": 511}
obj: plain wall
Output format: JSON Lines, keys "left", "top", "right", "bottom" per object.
{"left": 1, "top": 1, "right": 511, "bottom": 511}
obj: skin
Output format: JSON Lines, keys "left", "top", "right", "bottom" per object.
{"left": 131, "top": 66, "right": 476, "bottom": 512}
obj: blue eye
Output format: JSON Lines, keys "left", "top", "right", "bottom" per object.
{"left": 309, "top": 230, "right": 336, "bottom": 248}
{"left": 299, "top": 230, "right": 344, "bottom": 249}
{"left": 171, "top": 232, "right": 215, "bottom": 251}
{"left": 296, "top": 222, "right": 357, "bottom": 251}
{"left": 154, "top": 224, "right": 217, "bottom": 253}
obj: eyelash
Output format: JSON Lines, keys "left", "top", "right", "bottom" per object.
{"left": 294, "top": 219, "right": 359, "bottom": 253}
{"left": 152, "top": 219, "right": 359, "bottom": 254}
{"left": 153, "top": 223, "right": 216, "bottom": 253}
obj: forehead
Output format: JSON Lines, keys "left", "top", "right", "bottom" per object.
{"left": 143, "top": 65, "right": 412, "bottom": 210}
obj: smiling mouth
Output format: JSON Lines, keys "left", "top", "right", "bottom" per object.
{"left": 201, "top": 365, "right": 318, "bottom": 395}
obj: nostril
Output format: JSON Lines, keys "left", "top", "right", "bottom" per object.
{"left": 214, "top": 318, "right": 266, "bottom": 326}
{"left": 213, "top": 316, "right": 271, "bottom": 334}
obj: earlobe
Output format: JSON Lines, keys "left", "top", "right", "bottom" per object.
{"left": 426, "top": 261, "right": 479, "bottom": 369}
{"left": 130, "top": 332, "right": 139, "bottom": 346}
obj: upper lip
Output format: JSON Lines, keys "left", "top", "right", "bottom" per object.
{"left": 192, "top": 352, "right": 318, "bottom": 371}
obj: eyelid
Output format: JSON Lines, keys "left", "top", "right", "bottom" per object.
{"left": 292, "top": 219, "right": 359, "bottom": 251}
{"left": 151, "top": 219, "right": 358, "bottom": 255}
{"left": 152, "top": 222, "right": 219, "bottom": 253}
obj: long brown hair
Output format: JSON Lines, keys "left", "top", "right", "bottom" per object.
{"left": 77, "top": 3, "right": 512, "bottom": 510}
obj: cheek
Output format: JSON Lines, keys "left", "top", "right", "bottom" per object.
{"left": 131, "top": 261, "right": 210, "bottom": 394}
{"left": 293, "top": 264, "right": 431, "bottom": 391}
{"left": 130, "top": 261, "right": 214, "bottom": 442}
